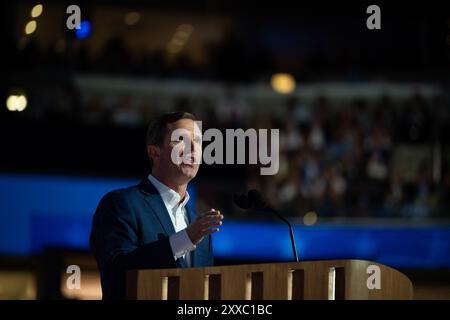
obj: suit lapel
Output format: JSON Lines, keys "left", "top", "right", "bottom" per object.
{"left": 138, "top": 178, "right": 176, "bottom": 236}
{"left": 185, "top": 205, "right": 197, "bottom": 267}
{"left": 139, "top": 177, "right": 195, "bottom": 268}
{"left": 185, "top": 204, "right": 196, "bottom": 225}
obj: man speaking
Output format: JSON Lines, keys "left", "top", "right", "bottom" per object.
{"left": 90, "top": 112, "right": 223, "bottom": 300}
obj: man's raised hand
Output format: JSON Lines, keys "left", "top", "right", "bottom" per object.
{"left": 186, "top": 209, "right": 223, "bottom": 245}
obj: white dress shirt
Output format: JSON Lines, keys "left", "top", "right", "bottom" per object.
{"left": 148, "top": 174, "right": 196, "bottom": 266}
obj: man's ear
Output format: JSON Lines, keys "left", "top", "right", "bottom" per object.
{"left": 147, "top": 145, "right": 160, "bottom": 162}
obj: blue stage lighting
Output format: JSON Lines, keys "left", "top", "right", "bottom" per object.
{"left": 75, "top": 20, "right": 92, "bottom": 40}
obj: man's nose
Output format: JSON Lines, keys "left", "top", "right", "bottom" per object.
{"left": 190, "top": 138, "right": 202, "bottom": 156}
{"left": 190, "top": 139, "right": 198, "bottom": 154}
{"left": 181, "top": 136, "right": 194, "bottom": 153}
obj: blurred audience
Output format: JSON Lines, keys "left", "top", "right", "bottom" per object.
{"left": 247, "top": 94, "right": 449, "bottom": 220}
{"left": 4, "top": 43, "right": 450, "bottom": 218}
{"left": 4, "top": 73, "right": 449, "bottom": 220}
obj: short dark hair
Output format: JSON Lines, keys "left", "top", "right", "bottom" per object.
{"left": 146, "top": 111, "right": 196, "bottom": 166}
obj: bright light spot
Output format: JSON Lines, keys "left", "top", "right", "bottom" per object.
{"left": 124, "top": 11, "right": 140, "bottom": 25}
{"left": 75, "top": 21, "right": 92, "bottom": 40}
{"left": 175, "top": 30, "right": 190, "bottom": 40}
{"left": 31, "top": 4, "right": 43, "bottom": 18}
{"left": 271, "top": 73, "right": 296, "bottom": 94}
{"left": 6, "top": 95, "right": 28, "bottom": 112}
{"left": 177, "top": 24, "right": 194, "bottom": 35}
{"left": 303, "top": 211, "right": 318, "bottom": 226}
{"left": 25, "top": 20, "right": 37, "bottom": 35}
{"left": 171, "top": 37, "right": 185, "bottom": 47}
{"left": 167, "top": 24, "right": 193, "bottom": 55}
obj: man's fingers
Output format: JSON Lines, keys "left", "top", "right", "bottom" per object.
{"left": 201, "top": 216, "right": 223, "bottom": 224}
{"left": 198, "top": 214, "right": 223, "bottom": 223}
{"left": 196, "top": 219, "right": 222, "bottom": 229}
{"left": 198, "top": 221, "right": 222, "bottom": 230}
{"left": 189, "top": 208, "right": 223, "bottom": 243}
{"left": 207, "top": 221, "right": 222, "bottom": 227}
{"left": 200, "top": 209, "right": 222, "bottom": 217}
{"left": 201, "top": 215, "right": 223, "bottom": 224}
{"left": 201, "top": 228, "right": 220, "bottom": 236}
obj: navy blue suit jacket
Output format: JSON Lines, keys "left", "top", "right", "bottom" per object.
{"left": 90, "top": 178, "right": 214, "bottom": 300}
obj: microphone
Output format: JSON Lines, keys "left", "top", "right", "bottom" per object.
{"left": 234, "top": 190, "right": 299, "bottom": 262}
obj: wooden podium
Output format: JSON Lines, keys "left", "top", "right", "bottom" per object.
{"left": 126, "top": 260, "right": 413, "bottom": 300}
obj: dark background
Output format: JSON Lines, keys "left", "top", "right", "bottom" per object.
{"left": 0, "top": 1, "right": 449, "bottom": 299}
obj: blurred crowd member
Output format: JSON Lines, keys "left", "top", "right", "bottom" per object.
{"left": 111, "top": 95, "right": 141, "bottom": 127}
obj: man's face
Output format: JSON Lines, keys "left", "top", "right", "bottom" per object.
{"left": 150, "top": 119, "right": 202, "bottom": 184}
